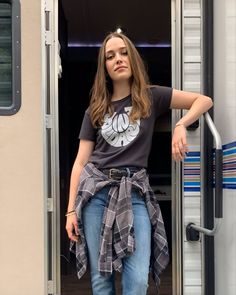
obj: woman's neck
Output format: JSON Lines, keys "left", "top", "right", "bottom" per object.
{"left": 111, "top": 80, "right": 131, "bottom": 101}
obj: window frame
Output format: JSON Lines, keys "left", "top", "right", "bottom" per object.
{"left": 0, "top": 0, "right": 21, "bottom": 115}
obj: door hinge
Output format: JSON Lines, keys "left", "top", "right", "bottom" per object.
{"left": 47, "top": 198, "right": 53, "bottom": 212}
{"left": 47, "top": 280, "right": 54, "bottom": 294}
{"left": 45, "top": 114, "right": 52, "bottom": 129}
{"left": 45, "top": 0, "right": 53, "bottom": 12}
{"left": 45, "top": 31, "right": 53, "bottom": 45}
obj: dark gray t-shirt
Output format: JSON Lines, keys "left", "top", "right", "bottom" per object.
{"left": 79, "top": 86, "right": 172, "bottom": 169}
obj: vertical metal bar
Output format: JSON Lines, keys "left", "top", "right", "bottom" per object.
{"left": 43, "top": 0, "right": 60, "bottom": 294}
{"left": 202, "top": 1, "right": 215, "bottom": 294}
{"left": 52, "top": 1, "right": 61, "bottom": 294}
{"left": 45, "top": 3, "right": 53, "bottom": 293}
{"left": 171, "top": 0, "right": 183, "bottom": 294}
{"left": 201, "top": 1, "right": 206, "bottom": 293}
{"left": 42, "top": 1, "right": 48, "bottom": 293}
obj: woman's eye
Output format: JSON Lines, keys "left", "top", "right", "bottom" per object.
{"left": 121, "top": 50, "right": 128, "bottom": 55}
{"left": 106, "top": 55, "right": 114, "bottom": 60}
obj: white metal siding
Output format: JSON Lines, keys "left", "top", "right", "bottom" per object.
{"left": 182, "top": 1, "right": 203, "bottom": 294}
{"left": 214, "top": 1, "right": 236, "bottom": 294}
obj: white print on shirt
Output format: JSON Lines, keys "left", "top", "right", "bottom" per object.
{"left": 101, "top": 106, "right": 140, "bottom": 147}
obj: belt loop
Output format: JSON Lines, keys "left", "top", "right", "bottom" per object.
{"left": 125, "top": 167, "right": 131, "bottom": 178}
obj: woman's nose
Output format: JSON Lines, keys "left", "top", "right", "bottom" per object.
{"left": 115, "top": 52, "right": 122, "bottom": 63}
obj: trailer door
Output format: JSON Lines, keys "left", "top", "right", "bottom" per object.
{"left": 172, "top": 1, "right": 223, "bottom": 295}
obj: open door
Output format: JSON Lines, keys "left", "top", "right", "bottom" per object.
{"left": 58, "top": 1, "right": 172, "bottom": 294}
{"left": 46, "top": 0, "right": 225, "bottom": 295}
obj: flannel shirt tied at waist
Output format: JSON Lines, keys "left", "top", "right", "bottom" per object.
{"left": 70, "top": 162, "right": 169, "bottom": 288}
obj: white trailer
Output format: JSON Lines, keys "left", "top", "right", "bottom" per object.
{"left": 0, "top": 0, "right": 235, "bottom": 294}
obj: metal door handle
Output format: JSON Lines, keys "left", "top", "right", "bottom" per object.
{"left": 186, "top": 112, "right": 223, "bottom": 240}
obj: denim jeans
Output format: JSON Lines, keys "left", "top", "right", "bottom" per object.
{"left": 82, "top": 186, "right": 151, "bottom": 295}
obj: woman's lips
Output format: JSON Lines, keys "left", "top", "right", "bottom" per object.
{"left": 115, "top": 66, "right": 127, "bottom": 71}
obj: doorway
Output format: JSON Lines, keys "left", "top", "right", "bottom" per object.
{"left": 58, "top": 1, "right": 172, "bottom": 294}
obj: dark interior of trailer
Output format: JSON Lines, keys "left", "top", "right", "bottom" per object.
{"left": 58, "top": 0, "right": 172, "bottom": 294}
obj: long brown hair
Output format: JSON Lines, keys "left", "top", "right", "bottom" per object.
{"left": 90, "top": 32, "right": 151, "bottom": 127}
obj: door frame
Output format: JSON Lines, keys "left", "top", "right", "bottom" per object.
{"left": 171, "top": 0, "right": 184, "bottom": 294}
{"left": 42, "top": 0, "right": 60, "bottom": 294}
{"left": 42, "top": 0, "right": 200, "bottom": 294}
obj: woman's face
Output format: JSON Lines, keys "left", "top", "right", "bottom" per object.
{"left": 105, "top": 37, "right": 132, "bottom": 82}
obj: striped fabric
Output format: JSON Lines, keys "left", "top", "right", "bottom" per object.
{"left": 184, "top": 151, "right": 201, "bottom": 194}
{"left": 70, "top": 162, "right": 169, "bottom": 288}
{"left": 183, "top": 141, "right": 236, "bottom": 192}
{"left": 223, "top": 141, "right": 236, "bottom": 189}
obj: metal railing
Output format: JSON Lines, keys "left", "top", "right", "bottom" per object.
{"left": 186, "top": 112, "right": 223, "bottom": 240}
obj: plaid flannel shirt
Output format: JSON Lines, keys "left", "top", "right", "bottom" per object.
{"left": 70, "top": 162, "right": 169, "bottom": 288}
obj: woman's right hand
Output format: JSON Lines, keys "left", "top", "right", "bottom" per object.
{"left": 65, "top": 213, "right": 80, "bottom": 242}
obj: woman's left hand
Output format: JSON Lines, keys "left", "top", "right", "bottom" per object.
{"left": 172, "top": 125, "right": 189, "bottom": 161}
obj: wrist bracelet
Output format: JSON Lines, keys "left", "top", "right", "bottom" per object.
{"left": 65, "top": 210, "right": 75, "bottom": 217}
{"left": 175, "top": 123, "right": 185, "bottom": 128}
{"left": 65, "top": 212, "right": 76, "bottom": 217}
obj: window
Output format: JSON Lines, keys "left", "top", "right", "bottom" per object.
{"left": 0, "top": 0, "right": 21, "bottom": 115}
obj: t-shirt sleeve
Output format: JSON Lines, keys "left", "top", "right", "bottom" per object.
{"left": 79, "top": 109, "right": 96, "bottom": 141}
{"left": 151, "top": 86, "right": 173, "bottom": 118}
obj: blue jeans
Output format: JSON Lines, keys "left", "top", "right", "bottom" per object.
{"left": 82, "top": 186, "right": 151, "bottom": 295}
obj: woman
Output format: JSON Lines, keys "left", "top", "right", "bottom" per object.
{"left": 66, "top": 32, "right": 213, "bottom": 295}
